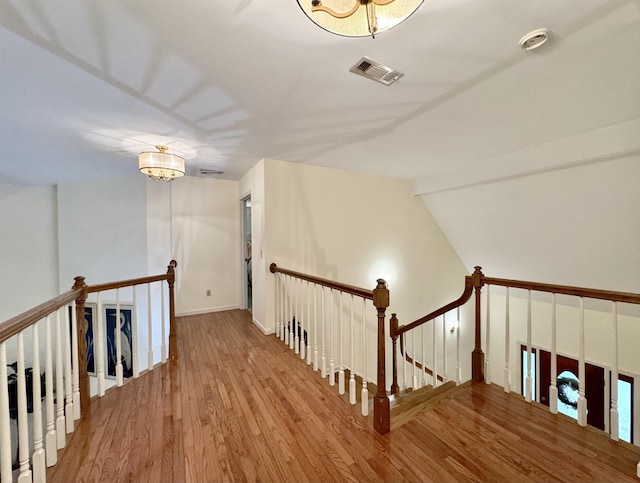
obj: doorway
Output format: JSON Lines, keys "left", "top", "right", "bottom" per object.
{"left": 242, "top": 196, "right": 252, "bottom": 312}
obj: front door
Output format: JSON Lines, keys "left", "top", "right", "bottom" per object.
{"left": 538, "top": 349, "right": 605, "bottom": 430}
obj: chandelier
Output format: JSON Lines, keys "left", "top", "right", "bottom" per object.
{"left": 138, "top": 145, "right": 185, "bottom": 182}
{"left": 297, "top": 0, "right": 424, "bottom": 38}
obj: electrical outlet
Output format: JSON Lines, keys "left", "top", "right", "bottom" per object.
{"left": 206, "top": 289, "right": 211, "bottom": 296}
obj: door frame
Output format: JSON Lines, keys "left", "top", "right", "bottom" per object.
{"left": 240, "top": 194, "right": 252, "bottom": 311}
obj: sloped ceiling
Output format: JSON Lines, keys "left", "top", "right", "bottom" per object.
{"left": 1, "top": 0, "right": 638, "bottom": 292}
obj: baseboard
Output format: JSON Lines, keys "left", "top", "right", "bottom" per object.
{"left": 176, "top": 304, "right": 240, "bottom": 317}
{"left": 252, "top": 316, "right": 274, "bottom": 335}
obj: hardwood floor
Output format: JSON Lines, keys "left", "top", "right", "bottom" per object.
{"left": 48, "top": 309, "right": 640, "bottom": 482}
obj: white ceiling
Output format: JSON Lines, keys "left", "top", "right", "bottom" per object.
{"left": 1, "top": 0, "right": 639, "bottom": 293}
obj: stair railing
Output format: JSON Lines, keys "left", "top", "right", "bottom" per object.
{"left": 0, "top": 260, "right": 177, "bottom": 482}
{"left": 475, "top": 270, "right": 640, "bottom": 441}
{"left": 389, "top": 267, "right": 482, "bottom": 396}
{"left": 269, "top": 263, "right": 391, "bottom": 434}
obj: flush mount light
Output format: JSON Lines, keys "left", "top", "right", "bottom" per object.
{"left": 298, "top": 0, "right": 424, "bottom": 38}
{"left": 519, "top": 28, "right": 550, "bottom": 51}
{"left": 138, "top": 145, "right": 185, "bottom": 182}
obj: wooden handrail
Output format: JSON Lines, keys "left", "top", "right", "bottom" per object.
{"left": 481, "top": 276, "right": 640, "bottom": 304}
{"left": 393, "top": 276, "right": 475, "bottom": 338}
{"left": 270, "top": 263, "right": 373, "bottom": 299}
{"left": 0, "top": 289, "right": 82, "bottom": 344}
{"left": 87, "top": 272, "right": 175, "bottom": 294}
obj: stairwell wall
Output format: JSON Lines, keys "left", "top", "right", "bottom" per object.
{"left": 261, "top": 159, "right": 473, "bottom": 385}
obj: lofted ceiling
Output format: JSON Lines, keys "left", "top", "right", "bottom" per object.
{"left": 1, "top": 0, "right": 639, "bottom": 293}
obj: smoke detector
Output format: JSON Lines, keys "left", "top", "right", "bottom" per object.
{"left": 519, "top": 28, "right": 550, "bottom": 51}
{"left": 349, "top": 57, "right": 404, "bottom": 86}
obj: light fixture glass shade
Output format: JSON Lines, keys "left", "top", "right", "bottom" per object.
{"left": 297, "top": 0, "right": 424, "bottom": 38}
{"left": 138, "top": 146, "right": 185, "bottom": 182}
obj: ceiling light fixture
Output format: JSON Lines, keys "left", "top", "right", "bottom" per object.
{"left": 138, "top": 145, "right": 185, "bottom": 182}
{"left": 298, "top": 0, "right": 424, "bottom": 38}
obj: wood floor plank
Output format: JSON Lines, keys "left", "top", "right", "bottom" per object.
{"left": 47, "top": 309, "right": 640, "bottom": 482}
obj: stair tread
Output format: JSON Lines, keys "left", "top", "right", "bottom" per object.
{"left": 390, "top": 380, "right": 461, "bottom": 430}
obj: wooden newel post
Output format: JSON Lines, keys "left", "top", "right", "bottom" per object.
{"left": 390, "top": 313, "right": 399, "bottom": 396}
{"left": 373, "top": 279, "right": 390, "bottom": 435}
{"left": 72, "top": 276, "right": 89, "bottom": 413}
{"left": 167, "top": 260, "right": 178, "bottom": 361}
{"left": 471, "top": 266, "right": 485, "bottom": 382}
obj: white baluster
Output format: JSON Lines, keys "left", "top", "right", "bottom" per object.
{"left": 456, "top": 306, "right": 462, "bottom": 385}
{"left": 338, "top": 292, "right": 345, "bottom": 395}
{"left": 485, "top": 285, "right": 491, "bottom": 384}
{"left": 161, "top": 282, "right": 167, "bottom": 363}
{"left": 64, "top": 305, "right": 74, "bottom": 433}
{"left": 32, "top": 324, "right": 46, "bottom": 483}
{"left": 116, "top": 289, "right": 124, "bottom": 386}
{"left": 504, "top": 287, "right": 511, "bottom": 393}
{"left": 442, "top": 314, "right": 448, "bottom": 383}
{"left": 44, "top": 315, "right": 57, "bottom": 466}
{"left": 321, "top": 286, "right": 327, "bottom": 378}
{"left": 147, "top": 283, "right": 154, "bottom": 371}
{"left": 0, "top": 343, "right": 13, "bottom": 482}
{"left": 577, "top": 297, "right": 587, "bottom": 426}
{"left": 306, "top": 281, "right": 312, "bottom": 365}
{"left": 402, "top": 333, "right": 407, "bottom": 390}
{"left": 132, "top": 286, "right": 140, "bottom": 378}
{"left": 71, "top": 300, "right": 80, "bottom": 420}
{"left": 293, "top": 278, "right": 302, "bottom": 354}
{"left": 55, "top": 309, "right": 66, "bottom": 449}
{"left": 361, "top": 297, "right": 368, "bottom": 416}
{"left": 525, "top": 290, "right": 532, "bottom": 403}
{"left": 294, "top": 278, "right": 300, "bottom": 355}
{"left": 17, "top": 332, "right": 33, "bottom": 483}
{"left": 610, "top": 301, "right": 619, "bottom": 441}
{"left": 349, "top": 294, "right": 356, "bottom": 405}
{"left": 288, "top": 277, "right": 294, "bottom": 350}
{"left": 279, "top": 276, "right": 284, "bottom": 341}
{"left": 284, "top": 276, "right": 289, "bottom": 346}
{"left": 300, "top": 280, "right": 306, "bottom": 360}
{"left": 412, "top": 328, "right": 418, "bottom": 388}
{"left": 549, "top": 293, "right": 558, "bottom": 414}
{"left": 97, "top": 292, "right": 106, "bottom": 396}
{"left": 275, "top": 274, "right": 280, "bottom": 338}
{"left": 329, "top": 289, "right": 336, "bottom": 386}
{"left": 422, "top": 324, "right": 428, "bottom": 387}
{"left": 432, "top": 317, "right": 437, "bottom": 387}
{"left": 313, "top": 283, "right": 319, "bottom": 370}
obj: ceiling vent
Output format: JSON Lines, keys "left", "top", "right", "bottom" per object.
{"left": 349, "top": 57, "right": 404, "bottom": 86}
{"left": 200, "top": 168, "right": 223, "bottom": 176}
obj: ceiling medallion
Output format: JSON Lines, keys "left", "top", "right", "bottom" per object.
{"left": 298, "top": 0, "right": 424, "bottom": 38}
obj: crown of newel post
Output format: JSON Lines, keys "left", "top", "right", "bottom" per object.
{"left": 372, "top": 278, "right": 390, "bottom": 434}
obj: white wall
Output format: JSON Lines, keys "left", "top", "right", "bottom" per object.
{"left": 261, "top": 159, "right": 473, "bottom": 384}
{"left": 57, "top": 176, "right": 148, "bottom": 286}
{"left": 420, "top": 155, "right": 640, "bottom": 294}
{"left": 0, "top": 183, "right": 59, "bottom": 321}
{"left": 171, "top": 176, "right": 240, "bottom": 316}
{"left": 264, "top": 159, "right": 468, "bottom": 325}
